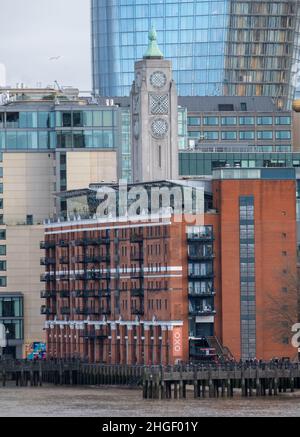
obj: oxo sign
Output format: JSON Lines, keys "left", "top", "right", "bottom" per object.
{"left": 173, "top": 327, "right": 183, "bottom": 357}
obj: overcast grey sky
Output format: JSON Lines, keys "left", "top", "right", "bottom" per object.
{"left": 0, "top": 0, "right": 91, "bottom": 90}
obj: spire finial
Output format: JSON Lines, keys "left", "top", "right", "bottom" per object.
{"left": 143, "top": 25, "right": 164, "bottom": 59}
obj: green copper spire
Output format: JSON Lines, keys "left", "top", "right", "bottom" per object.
{"left": 143, "top": 26, "right": 164, "bottom": 59}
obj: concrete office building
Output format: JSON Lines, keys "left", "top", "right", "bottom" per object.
{"left": 91, "top": 0, "right": 300, "bottom": 109}
{"left": 0, "top": 87, "right": 119, "bottom": 358}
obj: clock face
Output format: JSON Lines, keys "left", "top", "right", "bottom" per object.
{"left": 151, "top": 118, "right": 168, "bottom": 138}
{"left": 150, "top": 71, "right": 167, "bottom": 89}
{"left": 150, "top": 94, "right": 169, "bottom": 115}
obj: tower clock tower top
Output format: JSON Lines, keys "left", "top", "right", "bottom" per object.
{"left": 143, "top": 26, "right": 164, "bottom": 60}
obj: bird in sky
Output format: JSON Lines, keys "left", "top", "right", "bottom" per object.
{"left": 49, "top": 56, "right": 62, "bottom": 61}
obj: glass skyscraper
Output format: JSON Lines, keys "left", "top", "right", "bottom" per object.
{"left": 91, "top": 0, "right": 300, "bottom": 109}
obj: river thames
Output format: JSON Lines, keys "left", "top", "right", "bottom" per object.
{"left": 0, "top": 385, "right": 300, "bottom": 417}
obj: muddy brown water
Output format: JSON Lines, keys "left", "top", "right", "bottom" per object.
{"left": 0, "top": 385, "right": 300, "bottom": 417}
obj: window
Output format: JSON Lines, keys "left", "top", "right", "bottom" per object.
{"left": 0, "top": 199, "right": 3, "bottom": 209}
{"left": 6, "top": 112, "right": 19, "bottom": 128}
{"left": 204, "top": 131, "right": 219, "bottom": 140}
{"left": 0, "top": 215, "right": 3, "bottom": 225}
{"left": 240, "top": 131, "right": 255, "bottom": 140}
{"left": 203, "top": 116, "right": 219, "bottom": 126}
{"left": 0, "top": 276, "right": 7, "bottom": 287}
{"left": 62, "top": 112, "right": 72, "bottom": 127}
{"left": 257, "top": 131, "right": 273, "bottom": 140}
{"left": 221, "top": 131, "right": 237, "bottom": 140}
{"left": 275, "top": 116, "right": 291, "bottom": 125}
{"left": 188, "top": 117, "right": 201, "bottom": 126}
{"left": 240, "top": 103, "right": 247, "bottom": 111}
{"left": 0, "top": 261, "right": 6, "bottom": 271}
{"left": 38, "top": 112, "right": 54, "bottom": 128}
{"left": 0, "top": 230, "right": 6, "bottom": 240}
{"left": 0, "top": 245, "right": 6, "bottom": 255}
{"left": 26, "top": 215, "right": 33, "bottom": 225}
{"left": 73, "top": 112, "right": 83, "bottom": 127}
{"left": 1, "top": 319, "right": 23, "bottom": 340}
{"left": 257, "top": 116, "right": 273, "bottom": 125}
{"left": 239, "top": 116, "right": 254, "bottom": 125}
{"left": 218, "top": 104, "right": 234, "bottom": 111}
{"left": 275, "top": 131, "right": 291, "bottom": 140}
{"left": 221, "top": 116, "right": 237, "bottom": 126}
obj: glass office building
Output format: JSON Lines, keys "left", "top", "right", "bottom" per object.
{"left": 91, "top": 0, "right": 300, "bottom": 109}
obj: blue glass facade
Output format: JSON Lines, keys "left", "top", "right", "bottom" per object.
{"left": 91, "top": 0, "right": 230, "bottom": 96}
{"left": 91, "top": 0, "right": 300, "bottom": 109}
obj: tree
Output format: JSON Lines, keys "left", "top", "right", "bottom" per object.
{"left": 264, "top": 267, "right": 300, "bottom": 346}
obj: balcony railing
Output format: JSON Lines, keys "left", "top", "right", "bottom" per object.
{"left": 189, "top": 308, "right": 216, "bottom": 317}
{"left": 130, "top": 270, "right": 144, "bottom": 278}
{"left": 130, "top": 234, "right": 144, "bottom": 243}
{"left": 131, "top": 253, "right": 144, "bottom": 261}
{"left": 75, "top": 289, "right": 110, "bottom": 298}
{"left": 61, "top": 307, "right": 71, "bottom": 315}
{"left": 59, "top": 290, "right": 70, "bottom": 298}
{"left": 75, "top": 307, "right": 111, "bottom": 316}
{"left": 40, "top": 273, "right": 55, "bottom": 282}
{"left": 40, "top": 258, "right": 56, "bottom": 266}
{"left": 41, "top": 306, "right": 56, "bottom": 315}
{"left": 75, "top": 255, "right": 110, "bottom": 264}
{"left": 75, "top": 237, "right": 110, "bottom": 247}
{"left": 188, "top": 272, "right": 214, "bottom": 280}
{"left": 189, "top": 290, "right": 216, "bottom": 298}
{"left": 58, "top": 240, "right": 69, "bottom": 248}
{"left": 188, "top": 254, "right": 215, "bottom": 261}
{"left": 40, "top": 241, "right": 56, "bottom": 250}
{"left": 131, "top": 308, "right": 144, "bottom": 316}
{"left": 40, "top": 290, "right": 56, "bottom": 299}
{"left": 187, "top": 233, "right": 213, "bottom": 242}
{"left": 131, "top": 289, "right": 144, "bottom": 297}
{"left": 59, "top": 256, "right": 69, "bottom": 264}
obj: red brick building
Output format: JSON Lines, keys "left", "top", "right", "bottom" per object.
{"left": 41, "top": 169, "right": 298, "bottom": 364}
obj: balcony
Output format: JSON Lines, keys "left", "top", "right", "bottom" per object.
{"left": 188, "top": 272, "right": 214, "bottom": 280}
{"left": 130, "top": 234, "right": 143, "bottom": 243}
{"left": 130, "top": 270, "right": 144, "bottom": 279}
{"left": 59, "top": 256, "right": 69, "bottom": 265}
{"left": 41, "top": 306, "right": 56, "bottom": 315}
{"left": 59, "top": 290, "right": 70, "bottom": 298}
{"left": 40, "top": 273, "right": 55, "bottom": 282}
{"left": 188, "top": 254, "right": 215, "bottom": 261}
{"left": 40, "top": 258, "right": 56, "bottom": 266}
{"left": 187, "top": 232, "right": 213, "bottom": 242}
{"left": 61, "top": 307, "right": 71, "bottom": 315}
{"left": 100, "top": 308, "right": 111, "bottom": 316}
{"left": 189, "top": 308, "right": 216, "bottom": 317}
{"left": 40, "top": 241, "right": 56, "bottom": 250}
{"left": 58, "top": 240, "right": 69, "bottom": 248}
{"left": 75, "top": 307, "right": 89, "bottom": 315}
{"left": 189, "top": 291, "right": 216, "bottom": 298}
{"left": 75, "top": 237, "right": 110, "bottom": 247}
{"left": 75, "top": 289, "right": 109, "bottom": 298}
{"left": 40, "top": 290, "right": 56, "bottom": 299}
{"left": 131, "top": 308, "right": 144, "bottom": 316}
{"left": 131, "top": 288, "right": 144, "bottom": 297}
{"left": 131, "top": 253, "right": 144, "bottom": 261}
{"left": 75, "top": 255, "right": 110, "bottom": 264}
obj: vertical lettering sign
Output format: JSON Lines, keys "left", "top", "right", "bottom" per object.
{"left": 173, "top": 326, "right": 182, "bottom": 357}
